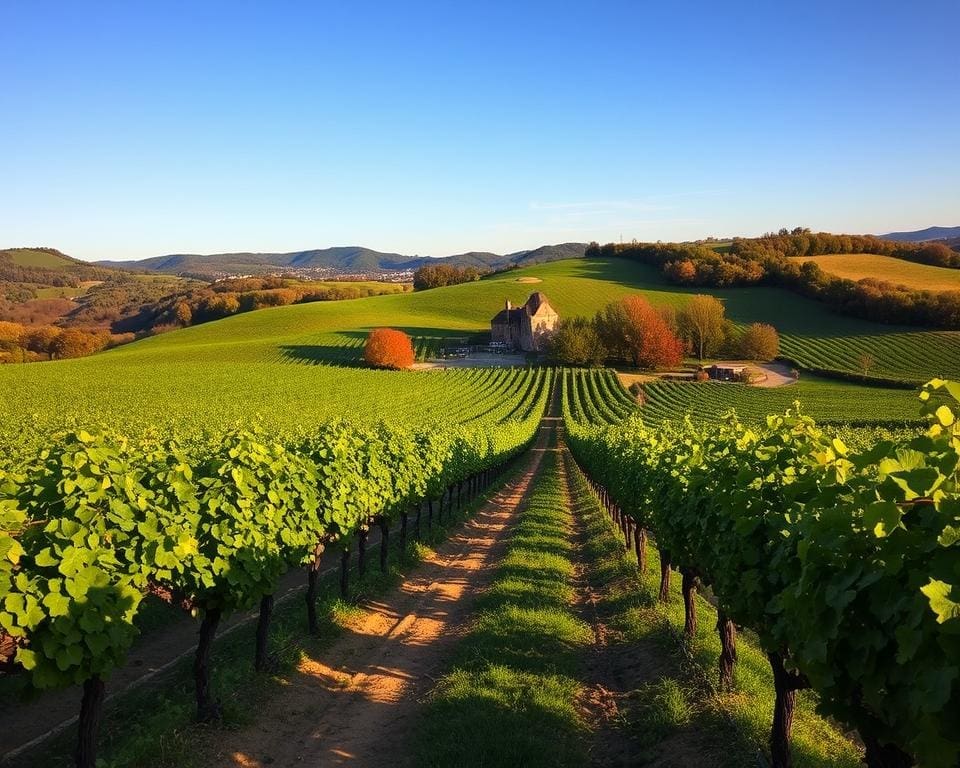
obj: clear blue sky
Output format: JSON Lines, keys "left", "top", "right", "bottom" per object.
{"left": 2, "top": 1, "right": 958, "bottom": 261}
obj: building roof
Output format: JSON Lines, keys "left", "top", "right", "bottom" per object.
{"left": 491, "top": 307, "right": 523, "bottom": 325}
{"left": 492, "top": 292, "right": 556, "bottom": 324}
{"left": 524, "top": 291, "right": 556, "bottom": 316}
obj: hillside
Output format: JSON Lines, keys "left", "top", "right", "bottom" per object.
{"left": 880, "top": 225, "right": 960, "bottom": 242}
{"left": 95, "top": 242, "right": 588, "bottom": 278}
{"left": 0, "top": 247, "right": 116, "bottom": 280}
{"left": 788, "top": 252, "right": 960, "bottom": 292}
{"left": 2, "top": 256, "right": 957, "bottom": 456}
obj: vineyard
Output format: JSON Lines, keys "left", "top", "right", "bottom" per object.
{"left": 563, "top": 373, "right": 960, "bottom": 768}
{"left": 4, "top": 257, "right": 960, "bottom": 767}
{"left": 0, "top": 368, "right": 552, "bottom": 766}
{"left": 0, "top": 365, "right": 546, "bottom": 465}
{"left": 639, "top": 377, "right": 921, "bottom": 426}
{"left": 3, "top": 257, "right": 960, "bottom": 451}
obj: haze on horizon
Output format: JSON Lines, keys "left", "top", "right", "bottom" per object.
{"left": 1, "top": 1, "right": 958, "bottom": 263}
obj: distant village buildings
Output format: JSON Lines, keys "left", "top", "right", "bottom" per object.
{"left": 491, "top": 292, "right": 559, "bottom": 352}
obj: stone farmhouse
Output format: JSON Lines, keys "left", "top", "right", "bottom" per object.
{"left": 490, "top": 292, "right": 559, "bottom": 352}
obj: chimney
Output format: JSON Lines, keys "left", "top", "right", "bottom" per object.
{"left": 505, "top": 299, "right": 512, "bottom": 311}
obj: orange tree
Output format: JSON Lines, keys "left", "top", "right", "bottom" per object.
{"left": 364, "top": 328, "right": 414, "bottom": 370}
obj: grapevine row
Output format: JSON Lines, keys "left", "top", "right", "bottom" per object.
{"left": 0, "top": 368, "right": 552, "bottom": 767}
{"left": 564, "top": 375, "right": 960, "bottom": 768}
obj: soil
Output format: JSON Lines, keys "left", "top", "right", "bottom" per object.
{"left": 1, "top": 523, "right": 391, "bottom": 760}
{"left": 204, "top": 417, "right": 558, "bottom": 767}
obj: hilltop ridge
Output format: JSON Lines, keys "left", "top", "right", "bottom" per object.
{"left": 96, "top": 242, "right": 589, "bottom": 279}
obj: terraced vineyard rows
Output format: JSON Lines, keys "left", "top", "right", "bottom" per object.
{"left": 639, "top": 377, "right": 921, "bottom": 426}
{"left": 0, "top": 366, "right": 547, "bottom": 467}
{"left": 561, "top": 368, "right": 638, "bottom": 425}
{"left": 778, "top": 330, "right": 960, "bottom": 384}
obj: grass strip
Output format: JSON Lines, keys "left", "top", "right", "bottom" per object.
{"left": 415, "top": 446, "right": 592, "bottom": 768}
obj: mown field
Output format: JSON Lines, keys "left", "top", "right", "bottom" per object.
{"left": 2, "top": 257, "right": 957, "bottom": 453}
{"left": 789, "top": 253, "right": 960, "bottom": 292}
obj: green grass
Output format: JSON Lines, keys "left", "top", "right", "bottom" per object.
{"left": 32, "top": 286, "right": 85, "bottom": 299}
{"left": 415, "top": 449, "right": 592, "bottom": 768}
{"left": 1, "top": 257, "right": 957, "bottom": 451}
{"left": 789, "top": 253, "right": 960, "bottom": 293}
{"left": 566, "top": 453, "right": 863, "bottom": 768}
{"left": 2, "top": 248, "right": 78, "bottom": 269}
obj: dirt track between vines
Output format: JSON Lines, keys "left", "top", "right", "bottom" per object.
{"left": 208, "top": 416, "right": 558, "bottom": 768}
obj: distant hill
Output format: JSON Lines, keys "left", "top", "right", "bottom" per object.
{"left": 2, "top": 247, "right": 90, "bottom": 270}
{"left": 1, "top": 247, "right": 121, "bottom": 282}
{"left": 880, "top": 226, "right": 960, "bottom": 242}
{"left": 97, "top": 243, "right": 589, "bottom": 278}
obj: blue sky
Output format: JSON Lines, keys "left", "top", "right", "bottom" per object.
{"left": 2, "top": 1, "right": 958, "bottom": 261}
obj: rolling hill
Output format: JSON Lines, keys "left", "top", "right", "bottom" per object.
{"left": 880, "top": 225, "right": 960, "bottom": 242}
{"left": 95, "top": 242, "right": 588, "bottom": 278}
{"left": 788, "top": 252, "right": 960, "bottom": 292}
{"left": 1, "top": 256, "right": 955, "bottom": 459}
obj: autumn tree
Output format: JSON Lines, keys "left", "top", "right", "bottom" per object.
{"left": 24, "top": 325, "right": 61, "bottom": 356}
{"left": 413, "top": 265, "right": 485, "bottom": 291}
{"left": 364, "top": 328, "right": 415, "bottom": 370}
{"left": 738, "top": 323, "right": 780, "bottom": 361}
{"left": 857, "top": 352, "right": 876, "bottom": 377}
{"left": 50, "top": 329, "right": 109, "bottom": 359}
{"left": 663, "top": 259, "right": 697, "bottom": 283}
{"left": 174, "top": 301, "right": 192, "bottom": 326}
{"left": 678, "top": 294, "right": 726, "bottom": 360}
{"left": 603, "top": 295, "right": 683, "bottom": 370}
{"left": 0, "top": 321, "right": 24, "bottom": 348}
{"left": 549, "top": 317, "right": 606, "bottom": 366}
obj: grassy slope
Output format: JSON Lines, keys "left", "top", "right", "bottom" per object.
{"left": 789, "top": 253, "right": 960, "bottom": 292}
{"left": 1, "top": 257, "right": 956, "bottom": 448}
{"left": 2, "top": 248, "right": 78, "bottom": 269}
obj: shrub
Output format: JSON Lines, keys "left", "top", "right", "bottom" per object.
{"left": 738, "top": 323, "right": 780, "bottom": 361}
{"left": 364, "top": 328, "right": 415, "bottom": 370}
{"left": 549, "top": 317, "right": 605, "bottom": 366}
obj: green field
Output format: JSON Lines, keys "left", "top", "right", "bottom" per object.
{"left": 789, "top": 253, "right": 960, "bottom": 292}
{"left": 639, "top": 377, "right": 921, "bottom": 425}
{"left": 2, "top": 248, "right": 78, "bottom": 269}
{"left": 1, "top": 257, "right": 956, "bottom": 454}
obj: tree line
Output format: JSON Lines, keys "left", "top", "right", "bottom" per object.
{"left": 586, "top": 231, "right": 960, "bottom": 328}
{"left": 412, "top": 264, "right": 486, "bottom": 291}
{"left": 548, "top": 293, "right": 779, "bottom": 369}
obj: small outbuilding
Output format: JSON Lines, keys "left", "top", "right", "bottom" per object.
{"left": 706, "top": 364, "right": 745, "bottom": 381}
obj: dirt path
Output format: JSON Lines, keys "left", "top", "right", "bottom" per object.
{"left": 205, "top": 415, "right": 559, "bottom": 768}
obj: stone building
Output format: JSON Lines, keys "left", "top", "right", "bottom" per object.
{"left": 490, "top": 292, "right": 559, "bottom": 352}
